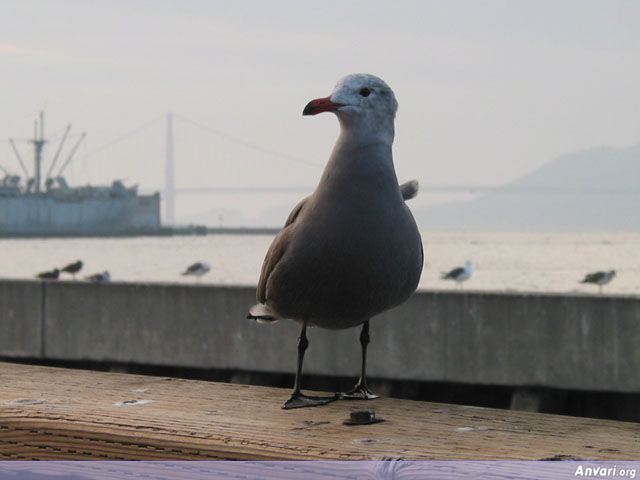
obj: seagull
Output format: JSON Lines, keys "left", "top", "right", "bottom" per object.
{"left": 182, "top": 261, "right": 211, "bottom": 279}
{"left": 61, "top": 260, "right": 83, "bottom": 279}
{"left": 580, "top": 269, "right": 616, "bottom": 294}
{"left": 37, "top": 268, "right": 60, "bottom": 281}
{"left": 441, "top": 260, "right": 472, "bottom": 288}
{"left": 247, "top": 73, "right": 423, "bottom": 409}
{"left": 86, "top": 271, "right": 110, "bottom": 283}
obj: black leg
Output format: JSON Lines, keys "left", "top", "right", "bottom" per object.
{"left": 291, "top": 320, "right": 309, "bottom": 394}
{"left": 339, "top": 320, "right": 379, "bottom": 400}
{"left": 282, "top": 320, "right": 338, "bottom": 409}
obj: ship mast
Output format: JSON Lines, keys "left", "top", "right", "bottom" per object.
{"left": 9, "top": 112, "right": 86, "bottom": 193}
{"left": 31, "top": 111, "right": 47, "bottom": 193}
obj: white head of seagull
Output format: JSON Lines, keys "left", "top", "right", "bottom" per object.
{"left": 303, "top": 73, "right": 398, "bottom": 146}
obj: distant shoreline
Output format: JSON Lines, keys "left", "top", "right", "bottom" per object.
{"left": 3, "top": 225, "right": 640, "bottom": 239}
{"left": 0, "top": 226, "right": 280, "bottom": 239}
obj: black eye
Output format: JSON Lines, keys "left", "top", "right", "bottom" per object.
{"left": 359, "top": 87, "right": 371, "bottom": 97}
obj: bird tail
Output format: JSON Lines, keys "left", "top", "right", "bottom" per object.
{"left": 247, "top": 304, "right": 279, "bottom": 324}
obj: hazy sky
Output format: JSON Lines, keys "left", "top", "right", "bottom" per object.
{"left": 2, "top": 1, "right": 640, "bottom": 223}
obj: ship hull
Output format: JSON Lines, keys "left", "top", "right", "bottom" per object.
{"left": 0, "top": 194, "right": 161, "bottom": 236}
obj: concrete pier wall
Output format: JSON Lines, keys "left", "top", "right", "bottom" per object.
{"left": 1, "top": 280, "right": 639, "bottom": 392}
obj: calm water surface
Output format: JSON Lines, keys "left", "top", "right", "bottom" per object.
{"left": 0, "top": 231, "right": 638, "bottom": 295}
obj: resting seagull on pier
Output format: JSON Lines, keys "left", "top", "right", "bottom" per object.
{"left": 86, "top": 271, "right": 110, "bottom": 284}
{"left": 441, "top": 260, "right": 472, "bottom": 288}
{"left": 580, "top": 270, "right": 616, "bottom": 294}
{"left": 182, "top": 262, "right": 211, "bottom": 279}
{"left": 61, "top": 260, "right": 83, "bottom": 279}
{"left": 37, "top": 268, "right": 60, "bottom": 281}
{"left": 248, "top": 73, "right": 423, "bottom": 409}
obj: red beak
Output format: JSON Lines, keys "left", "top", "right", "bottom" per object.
{"left": 302, "top": 96, "right": 345, "bottom": 116}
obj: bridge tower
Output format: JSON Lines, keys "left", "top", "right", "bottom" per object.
{"left": 164, "top": 112, "right": 175, "bottom": 225}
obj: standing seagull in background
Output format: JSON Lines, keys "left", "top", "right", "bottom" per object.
{"left": 441, "top": 260, "right": 472, "bottom": 288}
{"left": 182, "top": 261, "right": 211, "bottom": 280}
{"left": 248, "top": 73, "right": 423, "bottom": 409}
{"left": 580, "top": 269, "right": 616, "bottom": 294}
{"left": 61, "top": 260, "right": 83, "bottom": 279}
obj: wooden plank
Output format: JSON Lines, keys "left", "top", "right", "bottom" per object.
{"left": 1, "top": 362, "right": 639, "bottom": 460}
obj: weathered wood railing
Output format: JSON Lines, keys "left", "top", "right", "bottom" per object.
{"left": 1, "top": 362, "right": 639, "bottom": 460}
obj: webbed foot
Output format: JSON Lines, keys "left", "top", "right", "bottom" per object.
{"left": 338, "top": 383, "right": 379, "bottom": 400}
{"left": 282, "top": 391, "right": 339, "bottom": 409}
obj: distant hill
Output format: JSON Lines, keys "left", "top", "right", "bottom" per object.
{"left": 413, "top": 143, "right": 640, "bottom": 230}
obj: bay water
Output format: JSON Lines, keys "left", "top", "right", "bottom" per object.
{"left": 1, "top": 231, "right": 638, "bottom": 295}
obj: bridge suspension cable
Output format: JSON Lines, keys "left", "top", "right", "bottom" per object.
{"left": 78, "top": 114, "right": 165, "bottom": 160}
{"left": 173, "top": 113, "right": 321, "bottom": 168}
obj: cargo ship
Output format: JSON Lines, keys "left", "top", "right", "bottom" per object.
{"left": 1, "top": 113, "right": 161, "bottom": 237}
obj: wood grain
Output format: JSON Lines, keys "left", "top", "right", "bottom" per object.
{"left": 1, "top": 362, "right": 639, "bottom": 460}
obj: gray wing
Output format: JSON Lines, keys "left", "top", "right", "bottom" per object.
{"left": 442, "top": 266, "right": 464, "bottom": 279}
{"left": 282, "top": 196, "right": 308, "bottom": 227}
{"left": 254, "top": 196, "right": 309, "bottom": 307}
{"left": 183, "top": 262, "right": 199, "bottom": 274}
{"left": 581, "top": 271, "right": 603, "bottom": 283}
